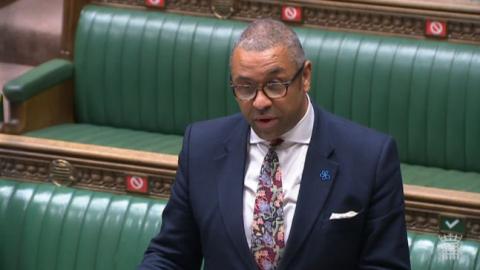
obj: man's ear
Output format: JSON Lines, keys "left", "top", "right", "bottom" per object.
{"left": 302, "top": 60, "right": 312, "bottom": 93}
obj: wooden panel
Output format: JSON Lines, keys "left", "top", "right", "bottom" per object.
{"left": 61, "top": 0, "right": 89, "bottom": 59}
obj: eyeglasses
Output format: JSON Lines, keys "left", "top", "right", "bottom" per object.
{"left": 230, "top": 62, "right": 305, "bottom": 101}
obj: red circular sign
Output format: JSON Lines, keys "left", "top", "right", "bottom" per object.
{"left": 130, "top": 176, "right": 145, "bottom": 190}
{"left": 284, "top": 7, "right": 298, "bottom": 20}
{"left": 430, "top": 21, "right": 444, "bottom": 35}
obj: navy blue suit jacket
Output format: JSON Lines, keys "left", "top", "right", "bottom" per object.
{"left": 139, "top": 106, "right": 411, "bottom": 269}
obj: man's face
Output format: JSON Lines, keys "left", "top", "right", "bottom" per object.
{"left": 230, "top": 46, "right": 311, "bottom": 141}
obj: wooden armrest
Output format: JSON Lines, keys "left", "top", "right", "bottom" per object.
{"left": 3, "top": 80, "right": 74, "bottom": 134}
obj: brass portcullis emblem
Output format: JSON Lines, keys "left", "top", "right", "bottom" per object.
{"left": 211, "top": 0, "right": 235, "bottom": 19}
{"left": 49, "top": 159, "right": 76, "bottom": 187}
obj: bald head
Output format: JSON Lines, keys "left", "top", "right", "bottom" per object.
{"left": 231, "top": 19, "right": 305, "bottom": 69}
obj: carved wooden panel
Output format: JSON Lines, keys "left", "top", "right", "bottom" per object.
{"left": 405, "top": 209, "right": 480, "bottom": 240}
{"left": 60, "top": 0, "right": 480, "bottom": 59}
{"left": 0, "top": 134, "right": 177, "bottom": 198}
{"left": 92, "top": 0, "right": 480, "bottom": 43}
{"left": 0, "top": 156, "right": 175, "bottom": 198}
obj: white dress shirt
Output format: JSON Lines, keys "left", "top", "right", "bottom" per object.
{"left": 243, "top": 97, "right": 314, "bottom": 247}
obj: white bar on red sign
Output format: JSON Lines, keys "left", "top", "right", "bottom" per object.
{"left": 126, "top": 175, "right": 149, "bottom": 193}
{"left": 425, "top": 20, "right": 447, "bottom": 38}
{"left": 281, "top": 6, "right": 302, "bottom": 23}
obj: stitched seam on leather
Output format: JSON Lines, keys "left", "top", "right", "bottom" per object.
{"left": 425, "top": 44, "right": 438, "bottom": 167}
{"left": 171, "top": 17, "right": 182, "bottom": 134}
{"left": 349, "top": 35, "right": 362, "bottom": 121}
{"left": 443, "top": 48, "right": 456, "bottom": 170}
{"left": 386, "top": 42, "right": 399, "bottom": 145}
{"left": 331, "top": 33, "right": 344, "bottom": 114}
{"left": 153, "top": 15, "right": 166, "bottom": 132}
{"left": 78, "top": 9, "right": 98, "bottom": 123}
{"left": 368, "top": 39, "right": 381, "bottom": 130}
{"left": 93, "top": 193, "right": 114, "bottom": 269}
{"left": 14, "top": 184, "right": 40, "bottom": 269}
{"left": 137, "top": 15, "right": 148, "bottom": 130}
{"left": 135, "top": 200, "right": 155, "bottom": 256}
{"left": 53, "top": 189, "right": 76, "bottom": 270}
{"left": 100, "top": 12, "right": 113, "bottom": 126}
{"left": 71, "top": 192, "right": 95, "bottom": 269}
{"left": 406, "top": 43, "right": 419, "bottom": 164}
{"left": 188, "top": 20, "right": 199, "bottom": 124}
{"left": 112, "top": 196, "right": 133, "bottom": 268}
{"left": 463, "top": 51, "right": 474, "bottom": 171}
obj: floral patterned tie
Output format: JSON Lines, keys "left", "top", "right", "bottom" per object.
{"left": 251, "top": 141, "right": 285, "bottom": 270}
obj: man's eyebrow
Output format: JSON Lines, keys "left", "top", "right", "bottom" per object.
{"left": 266, "top": 67, "right": 285, "bottom": 75}
{"left": 233, "top": 67, "right": 287, "bottom": 82}
{"left": 233, "top": 75, "right": 253, "bottom": 82}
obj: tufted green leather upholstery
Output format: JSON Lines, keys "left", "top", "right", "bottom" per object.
{"left": 1, "top": 179, "right": 479, "bottom": 270}
{"left": 16, "top": 5, "right": 480, "bottom": 191}
{"left": 0, "top": 179, "right": 165, "bottom": 270}
{"left": 301, "top": 31, "right": 480, "bottom": 173}
{"left": 73, "top": 6, "right": 241, "bottom": 134}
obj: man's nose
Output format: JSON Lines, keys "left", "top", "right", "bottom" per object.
{"left": 252, "top": 89, "right": 272, "bottom": 111}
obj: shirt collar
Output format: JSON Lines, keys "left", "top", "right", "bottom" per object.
{"left": 250, "top": 95, "right": 314, "bottom": 145}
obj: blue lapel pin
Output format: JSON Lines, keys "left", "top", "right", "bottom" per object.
{"left": 319, "top": 169, "right": 331, "bottom": 181}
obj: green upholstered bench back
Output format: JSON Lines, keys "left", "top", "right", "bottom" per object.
{"left": 74, "top": 5, "right": 480, "bottom": 173}
{"left": 0, "top": 179, "right": 165, "bottom": 270}
{"left": 1, "top": 179, "right": 480, "bottom": 270}
{"left": 302, "top": 32, "right": 480, "bottom": 173}
{"left": 74, "top": 6, "right": 242, "bottom": 135}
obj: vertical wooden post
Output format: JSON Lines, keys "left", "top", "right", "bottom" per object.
{"left": 60, "top": 0, "right": 90, "bottom": 60}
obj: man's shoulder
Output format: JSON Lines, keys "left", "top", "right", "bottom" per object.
{"left": 191, "top": 113, "right": 245, "bottom": 132}
{"left": 324, "top": 109, "right": 387, "bottom": 136}
{"left": 186, "top": 113, "right": 247, "bottom": 141}
{"left": 318, "top": 107, "right": 393, "bottom": 150}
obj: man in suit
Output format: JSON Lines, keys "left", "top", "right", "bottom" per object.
{"left": 139, "top": 19, "right": 410, "bottom": 270}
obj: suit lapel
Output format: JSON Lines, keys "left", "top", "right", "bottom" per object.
{"left": 280, "top": 106, "right": 339, "bottom": 270}
{"left": 215, "top": 118, "right": 257, "bottom": 269}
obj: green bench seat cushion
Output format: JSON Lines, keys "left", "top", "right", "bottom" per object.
{"left": 402, "top": 163, "right": 480, "bottom": 193}
{"left": 24, "top": 123, "right": 183, "bottom": 155}
{"left": 408, "top": 231, "right": 480, "bottom": 269}
{"left": 1, "top": 179, "right": 479, "bottom": 270}
{"left": 0, "top": 178, "right": 167, "bottom": 270}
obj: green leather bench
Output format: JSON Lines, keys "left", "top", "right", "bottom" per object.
{"left": 1, "top": 178, "right": 479, "bottom": 270}
{"left": 0, "top": 178, "right": 165, "bottom": 270}
{"left": 3, "top": 5, "right": 480, "bottom": 193}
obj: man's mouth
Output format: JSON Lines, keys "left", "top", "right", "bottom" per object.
{"left": 258, "top": 119, "right": 273, "bottom": 123}
{"left": 255, "top": 116, "right": 276, "bottom": 122}
{"left": 254, "top": 117, "right": 278, "bottom": 128}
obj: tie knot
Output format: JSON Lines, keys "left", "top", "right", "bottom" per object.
{"left": 269, "top": 138, "right": 283, "bottom": 147}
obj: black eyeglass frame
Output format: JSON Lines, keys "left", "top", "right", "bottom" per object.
{"left": 230, "top": 61, "right": 306, "bottom": 101}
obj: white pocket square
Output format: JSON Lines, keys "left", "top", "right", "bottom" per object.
{"left": 329, "top": 211, "right": 358, "bottom": 220}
